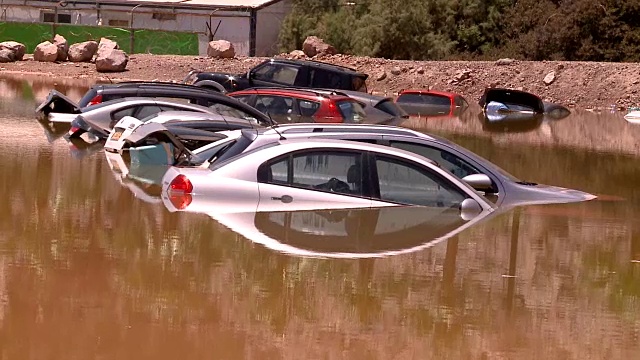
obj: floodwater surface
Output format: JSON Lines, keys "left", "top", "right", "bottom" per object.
{"left": 0, "top": 75, "right": 639, "bottom": 359}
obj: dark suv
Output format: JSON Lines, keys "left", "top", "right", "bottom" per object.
{"left": 183, "top": 59, "right": 369, "bottom": 93}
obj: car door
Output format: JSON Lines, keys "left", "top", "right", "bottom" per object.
{"left": 256, "top": 149, "right": 374, "bottom": 212}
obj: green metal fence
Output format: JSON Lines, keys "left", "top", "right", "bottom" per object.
{"left": 0, "top": 22, "right": 199, "bottom": 55}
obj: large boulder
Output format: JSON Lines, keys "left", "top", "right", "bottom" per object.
{"left": 95, "top": 37, "right": 128, "bottom": 72}
{"left": 34, "top": 41, "right": 59, "bottom": 62}
{"left": 0, "top": 48, "right": 14, "bottom": 63}
{"left": 302, "top": 36, "right": 336, "bottom": 57}
{"left": 207, "top": 40, "right": 235, "bottom": 58}
{"left": 0, "top": 41, "right": 26, "bottom": 61}
{"left": 52, "top": 34, "right": 68, "bottom": 61}
{"left": 68, "top": 41, "right": 99, "bottom": 62}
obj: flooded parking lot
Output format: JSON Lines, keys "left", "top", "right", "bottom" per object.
{"left": 0, "top": 75, "right": 639, "bottom": 359}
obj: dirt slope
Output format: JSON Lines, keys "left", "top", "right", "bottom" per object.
{"left": 1, "top": 53, "right": 638, "bottom": 109}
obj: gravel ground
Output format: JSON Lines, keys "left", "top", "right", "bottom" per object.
{"left": 1, "top": 53, "right": 639, "bottom": 109}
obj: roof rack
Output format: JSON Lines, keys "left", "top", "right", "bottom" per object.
{"left": 263, "top": 123, "right": 429, "bottom": 138}
{"left": 235, "top": 86, "right": 350, "bottom": 98}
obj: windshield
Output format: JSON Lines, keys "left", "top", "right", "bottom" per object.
{"left": 430, "top": 134, "right": 521, "bottom": 182}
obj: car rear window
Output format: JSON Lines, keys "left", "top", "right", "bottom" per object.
{"left": 375, "top": 99, "right": 408, "bottom": 117}
{"left": 397, "top": 93, "right": 452, "bottom": 107}
{"left": 336, "top": 100, "right": 366, "bottom": 123}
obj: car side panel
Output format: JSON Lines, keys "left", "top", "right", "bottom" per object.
{"left": 256, "top": 183, "right": 375, "bottom": 212}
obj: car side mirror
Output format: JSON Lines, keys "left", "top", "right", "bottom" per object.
{"left": 460, "top": 198, "right": 483, "bottom": 221}
{"left": 462, "top": 173, "right": 493, "bottom": 191}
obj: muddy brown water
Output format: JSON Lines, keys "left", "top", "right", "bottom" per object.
{"left": 0, "top": 75, "right": 639, "bottom": 359}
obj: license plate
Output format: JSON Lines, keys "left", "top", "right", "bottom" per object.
{"left": 111, "top": 131, "right": 123, "bottom": 141}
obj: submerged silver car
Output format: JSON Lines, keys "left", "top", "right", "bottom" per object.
{"left": 162, "top": 138, "right": 494, "bottom": 215}
{"left": 157, "top": 123, "right": 596, "bottom": 209}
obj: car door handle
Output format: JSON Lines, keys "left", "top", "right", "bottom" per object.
{"left": 271, "top": 195, "right": 293, "bottom": 203}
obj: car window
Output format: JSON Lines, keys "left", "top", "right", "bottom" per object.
{"left": 374, "top": 155, "right": 467, "bottom": 207}
{"left": 297, "top": 99, "right": 320, "bottom": 117}
{"left": 260, "top": 151, "right": 363, "bottom": 196}
{"left": 254, "top": 95, "right": 295, "bottom": 115}
{"left": 231, "top": 95, "right": 252, "bottom": 104}
{"left": 388, "top": 141, "right": 482, "bottom": 179}
{"left": 352, "top": 76, "right": 367, "bottom": 92}
{"left": 336, "top": 100, "right": 366, "bottom": 123}
{"left": 111, "top": 106, "right": 136, "bottom": 120}
{"left": 396, "top": 93, "right": 424, "bottom": 104}
{"left": 253, "top": 64, "right": 299, "bottom": 85}
{"left": 422, "top": 94, "right": 453, "bottom": 106}
{"left": 310, "top": 69, "right": 344, "bottom": 89}
{"left": 136, "top": 105, "right": 182, "bottom": 120}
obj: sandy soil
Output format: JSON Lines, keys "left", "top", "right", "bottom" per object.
{"left": 1, "top": 53, "right": 639, "bottom": 109}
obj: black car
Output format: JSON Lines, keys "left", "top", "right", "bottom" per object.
{"left": 36, "top": 81, "right": 242, "bottom": 117}
{"left": 183, "top": 58, "right": 369, "bottom": 93}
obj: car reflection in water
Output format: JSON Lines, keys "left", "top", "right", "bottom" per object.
{"left": 105, "top": 151, "right": 168, "bottom": 204}
{"left": 160, "top": 194, "right": 494, "bottom": 259}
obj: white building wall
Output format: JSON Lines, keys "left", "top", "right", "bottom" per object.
{"left": 255, "top": 0, "right": 292, "bottom": 56}
{"left": 0, "top": 0, "right": 287, "bottom": 57}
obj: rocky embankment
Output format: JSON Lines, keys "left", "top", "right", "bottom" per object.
{"left": 1, "top": 51, "right": 639, "bottom": 110}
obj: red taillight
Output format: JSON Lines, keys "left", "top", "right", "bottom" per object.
{"left": 87, "top": 94, "right": 103, "bottom": 106}
{"left": 313, "top": 101, "right": 343, "bottom": 123}
{"left": 169, "top": 193, "right": 192, "bottom": 210}
{"left": 167, "top": 175, "right": 193, "bottom": 210}
{"left": 169, "top": 174, "right": 193, "bottom": 193}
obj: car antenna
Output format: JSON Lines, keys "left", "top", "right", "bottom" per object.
{"left": 267, "top": 113, "right": 286, "bottom": 140}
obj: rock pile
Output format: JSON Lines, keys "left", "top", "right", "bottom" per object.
{"left": 0, "top": 35, "right": 129, "bottom": 72}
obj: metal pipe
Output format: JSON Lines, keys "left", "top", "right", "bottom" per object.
{"left": 129, "top": 3, "right": 142, "bottom": 54}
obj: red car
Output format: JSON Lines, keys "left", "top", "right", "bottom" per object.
{"left": 395, "top": 89, "right": 468, "bottom": 118}
{"left": 227, "top": 88, "right": 367, "bottom": 124}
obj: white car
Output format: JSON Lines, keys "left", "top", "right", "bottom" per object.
{"left": 161, "top": 138, "right": 494, "bottom": 215}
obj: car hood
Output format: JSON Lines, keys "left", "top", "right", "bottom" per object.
{"left": 501, "top": 182, "right": 597, "bottom": 208}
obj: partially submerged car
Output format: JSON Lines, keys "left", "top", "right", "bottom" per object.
{"left": 395, "top": 89, "right": 469, "bottom": 118}
{"left": 183, "top": 58, "right": 369, "bottom": 93}
{"left": 624, "top": 110, "right": 640, "bottom": 124}
{"left": 162, "top": 138, "right": 494, "bottom": 215}
{"left": 161, "top": 202, "right": 494, "bottom": 259}
{"left": 66, "top": 96, "right": 271, "bottom": 139}
{"left": 35, "top": 81, "right": 235, "bottom": 121}
{"left": 157, "top": 123, "right": 595, "bottom": 209}
{"left": 478, "top": 88, "right": 571, "bottom": 131}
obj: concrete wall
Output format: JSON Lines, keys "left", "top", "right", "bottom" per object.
{"left": 255, "top": 0, "right": 292, "bottom": 56}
